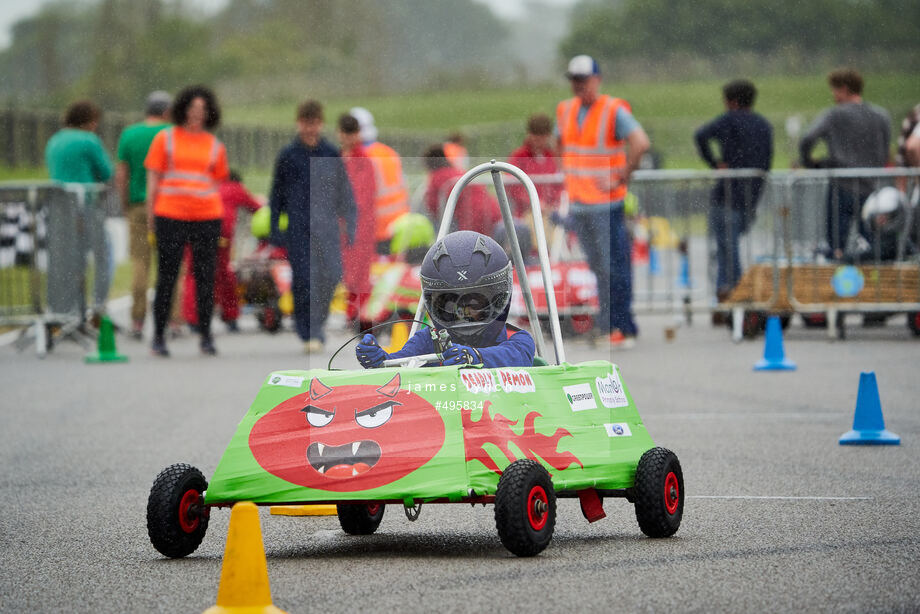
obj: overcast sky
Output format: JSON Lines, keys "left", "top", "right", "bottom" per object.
{"left": 0, "top": 0, "right": 576, "bottom": 48}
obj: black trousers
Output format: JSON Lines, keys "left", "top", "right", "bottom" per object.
{"left": 153, "top": 217, "right": 221, "bottom": 340}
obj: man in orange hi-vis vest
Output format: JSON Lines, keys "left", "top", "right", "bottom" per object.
{"left": 556, "top": 54, "right": 650, "bottom": 349}
{"left": 350, "top": 107, "right": 410, "bottom": 254}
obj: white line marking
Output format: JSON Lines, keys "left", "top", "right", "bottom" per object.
{"left": 690, "top": 496, "right": 873, "bottom": 501}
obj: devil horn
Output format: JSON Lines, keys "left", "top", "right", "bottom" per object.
{"left": 309, "top": 377, "right": 333, "bottom": 400}
{"left": 376, "top": 373, "right": 401, "bottom": 397}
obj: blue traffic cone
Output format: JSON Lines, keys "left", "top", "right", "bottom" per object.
{"left": 839, "top": 372, "right": 900, "bottom": 445}
{"left": 676, "top": 252, "right": 691, "bottom": 289}
{"left": 753, "top": 316, "right": 796, "bottom": 371}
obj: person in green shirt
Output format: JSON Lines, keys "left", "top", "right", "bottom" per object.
{"left": 115, "top": 91, "right": 172, "bottom": 339}
{"left": 44, "top": 100, "right": 114, "bottom": 321}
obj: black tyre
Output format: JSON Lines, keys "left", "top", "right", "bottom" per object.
{"left": 147, "top": 463, "right": 209, "bottom": 558}
{"left": 494, "top": 459, "right": 556, "bottom": 557}
{"left": 802, "top": 312, "right": 828, "bottom": 329}
{"left": 337, "top": 503, "right": 385, "bottom": 535}
{"left": 633, "top": 447, "right": 683, "bottom": 538}
{"left": 908, "top": 312, "right": 920, "bottom": 337}
{"left": 741, "top": 311, "right": 766, "bottom": 339}
{"left": 779, "top": 314, "right": 792, "bottom": 330}
{"left": 258, "top": 303, "right": 282, "bottom": 333}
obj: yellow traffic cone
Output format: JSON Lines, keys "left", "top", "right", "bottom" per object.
{"left": 203, "top": 502, "right": 287, "bottom": 614}
{"left": 382, "top": 320, "right": 409, "bottom": 354}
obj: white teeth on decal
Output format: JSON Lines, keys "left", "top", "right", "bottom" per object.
{"left": 318, "top": 466, "right": 325, "bottom": 474}
{"left": 352, "top": 442, "right": 361, "bottom": 455}
{"left": 352, "top": 467, "right": 359, "bottom": 476}
{"left": 317, "top": 443, "right": 325, "bottom": 455}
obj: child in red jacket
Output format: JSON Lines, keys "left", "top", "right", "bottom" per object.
{"left": 183, "top": 169, "right": 263, "bottom": 331}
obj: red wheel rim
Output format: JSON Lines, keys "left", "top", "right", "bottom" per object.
{"left": 664, "top": 472, "right": 680, "bottom": 515}
{"left": 526, "top": 485, "right": 549, "bottom": 531}
{"left": 178, "top": 489, "right": 201, "bottom": 533}
{"left": 913, "top": 313, "right": 920, "bottom": 330}
{"left": 367, "top": 503, "right": 381, "bottom": 516}
{"left": 571, "top": 314, "right": 593, "bottom": 335}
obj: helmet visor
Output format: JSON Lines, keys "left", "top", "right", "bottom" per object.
{"left": 425, "top": 283, "right": 511, "bottom": 327}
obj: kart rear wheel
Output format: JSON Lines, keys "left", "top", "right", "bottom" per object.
{"left": 257, "top": 302, "right": 282, "bottom": 333}
{"left": 908, "top": 312, "right": 920, "bottom": 336}
{"left": 494, "top": 459, "right": 556, "bottom": 557}
{"left": 147, "top": 463, "right": 209, "bottom": 558}
{"left": 563, "top": 313, "right": 595, "bottom": 336}
{"left": 633, "top": 447, "right": 683, "bottom": 538}
{"left": 337, "top": 503, "right": 385, "bottom": 535}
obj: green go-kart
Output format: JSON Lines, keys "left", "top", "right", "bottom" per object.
{"left": 147, "top": 161, "right": 684, "bottom": 558}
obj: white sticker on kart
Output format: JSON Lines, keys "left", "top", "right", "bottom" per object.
{"left": 267, "top": 374, "right": 304, "bottom": 388}
{"left": 495, "top": 369, "right": 536, "bottom": 393}
{"left": 564, "top": 383, "right": 597, "bottom": 411}
{"left": 596, "top": 372, "right": 629, "bottom": 408}
{"left": 604, "top": 423, "right": 632, "bottom": 437}
{"left": 460, "top": 370, "right": 497, "bottom": 394}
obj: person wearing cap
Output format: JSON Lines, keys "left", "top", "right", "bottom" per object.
{"left": 556, "top": 54, "right": 650, "bottom": 348}
{"left": 349, "top": 107, "right": 410, "bottom": 254}
{"left": 116, "top": 91, "right": 173, "bottom": 339}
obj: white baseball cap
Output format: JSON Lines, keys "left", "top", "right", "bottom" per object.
{"left": 566, "top": 55, "right": 600, "bottom": 79}
{"left": 349, "top": 106, "right": 378, "bottom": 143}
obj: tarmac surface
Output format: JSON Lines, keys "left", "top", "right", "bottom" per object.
{"left": 1, "top": 309, "right": 918, "bottom": 613}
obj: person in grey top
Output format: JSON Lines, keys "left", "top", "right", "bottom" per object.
{"left": 799, "top": 68, "right": 891, "bottom": 258}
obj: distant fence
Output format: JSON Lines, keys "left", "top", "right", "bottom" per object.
{"left": 0, "top": 108, "right": 522, "bottom": 172}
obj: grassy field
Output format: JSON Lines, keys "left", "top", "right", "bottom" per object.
{"left": 224, "top": 71, "right": 920, "bottom": 169}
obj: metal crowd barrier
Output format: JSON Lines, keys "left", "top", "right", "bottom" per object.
{"left": 0, "top": 182, "right": 110, "bottom": 356}
{"left": 405, "top": 166, "right": 920, "bottom": 341}
{"left": 632, "top": 167, "right": 920, "bottom": 340}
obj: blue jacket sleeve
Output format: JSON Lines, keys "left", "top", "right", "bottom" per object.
{"left": 477, "top": 330, "right": 536, "bottom": 368}
{"left": 387, "top": 328, "right": 435, "bottom": 359}
{"left": 694, "top": 114, "right": 725, "bottom": 169}
{"left": 268, "top": 149, "right": 288, "bottom": 246}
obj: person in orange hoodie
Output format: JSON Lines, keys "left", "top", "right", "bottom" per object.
{"left": 337, "top": 113, "right": 377, "bottom": 332}
{"left": 183, "top": 169, "right": 262, "bottom": 332}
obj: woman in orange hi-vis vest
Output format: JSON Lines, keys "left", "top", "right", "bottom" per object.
{"left": 556, "top": 55, "right": 650, "bottom": 349}
{"left": 145, "top": 85, "right": 229, "bottom": 357}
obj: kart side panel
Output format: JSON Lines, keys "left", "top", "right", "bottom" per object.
{"left": 204, "top": 361, "right": 653, "bottom": 505}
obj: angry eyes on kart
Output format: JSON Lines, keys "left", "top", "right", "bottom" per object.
{"left": 302, "top": 402, "right": 400, "bottom": 428}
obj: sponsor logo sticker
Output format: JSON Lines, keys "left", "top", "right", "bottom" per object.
{"left": 604, "top": 423, "right": 632, "bottom": 437}
{"left": 267, "top": 373, "right": 304, "bottom": 388}
{"left": 564, "top": 383, "right": 597, "bottom": 411}
{"left": 596, "top": 372, "right": 629, "bottom": 408}
{"left": 460, "top": 370, "right": 497, "bottom": 394}
{"left": 495, "top": 369, "right": 536, "bottom": 393}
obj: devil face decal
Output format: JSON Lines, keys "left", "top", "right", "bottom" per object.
{"left": 249, "top": 373, "right": 445, "bottom": 492}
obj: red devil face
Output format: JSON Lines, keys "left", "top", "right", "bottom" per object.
{"left": 248, "top": 373, "right": 445, "bottom": 492}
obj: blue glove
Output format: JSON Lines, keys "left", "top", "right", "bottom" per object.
{"left": 356, "top": 334, "right": 387, "bottom": 368}
{"left": 441, "top": 343, "right": 482, "bottom": 366}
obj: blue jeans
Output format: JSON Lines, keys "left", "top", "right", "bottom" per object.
{"left": 709, "top": 206, "right": 745, "bottom": 295}
{"left": 826, "top": 181, "right": 869, "bottom": 256}
{"left": 572, "top": 205, "right": 636, "bottom": 336}
{"left": 288, "top": 245, "right": 341, "bottom": 342}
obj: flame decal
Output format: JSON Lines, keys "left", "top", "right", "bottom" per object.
{"left": 461, "top": 401, "right": 582, "bottom": 473}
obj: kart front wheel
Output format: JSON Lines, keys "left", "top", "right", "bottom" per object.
{"left": 337, "top": 503, "right": 385, "bottom": 535}
{"left": 633, "top": 447, "right": 684, "bottom": 538}
{"left": 147, "top": 463, "right": 209, "bottom": 558}
{"left": 494, "top": 459, "right": 556, "bottom": 557}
